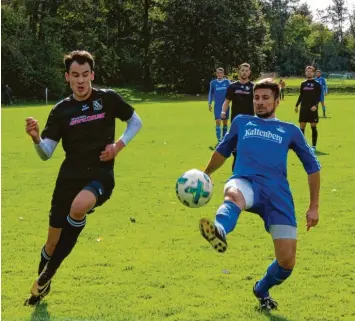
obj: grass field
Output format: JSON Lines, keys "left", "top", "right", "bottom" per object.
{"left": 1, "top": 94, "right": 355, "bottom": 321}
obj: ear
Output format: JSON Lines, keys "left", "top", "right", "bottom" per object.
{"left": 275, "top": 97, "right": 280, "bottom": 107}
{"left": 65, "top": 72, "right": 69, "bottom": 83}
{"left": 91, "top": 71, "right": 95, "bottom": 81}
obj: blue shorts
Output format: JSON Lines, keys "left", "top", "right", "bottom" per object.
{"left": 214, "top": 104, "right": 229, "bottom": 120}
{"left": 225, "top": 175, "right": 296, "bottom": 231}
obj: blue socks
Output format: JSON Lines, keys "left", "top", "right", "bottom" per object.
{"left": 255, "top": 260, "right": 293, "bottom": 298}
{"left": 322, "top": 105, "right": 326, "bottom": 114}
{"left": 216, "top": 125, "right": 221, "bottom": 142}
{"left": 222, "top": 125, "right": 228, "bottom": 138}
{"left": 215, "top": 200, "right": 241, "bottom": 234}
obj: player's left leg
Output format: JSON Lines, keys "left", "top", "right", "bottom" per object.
{"left": 215, "top": 119, "right": 221, "bottom": 146}
{"left": 320, "top": 101, "right": 326, "bottom": 117}
{"left": 199, "top": 178, "right": 253, "bottom": 252}
{"left": 310, "top": 121, "right": 318, "bottom": 152}
{"left": 254, "top": 234, "right": 296, "bottom": 311}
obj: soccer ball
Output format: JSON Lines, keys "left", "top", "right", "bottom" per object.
{"left": 175, "top": 169, "right": 213, "bottom": 208}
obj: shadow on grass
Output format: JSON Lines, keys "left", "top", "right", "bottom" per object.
{"left": 315, "top": 150, "right": 329, "bottom": 156}
{"left": 29, "top": 302, "right": 51, "bottom": 321}
{"left": 254, "top": 307, "right": 295, "bottom": 321}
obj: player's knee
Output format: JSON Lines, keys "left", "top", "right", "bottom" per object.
{"left": 224, "top": 188, "right": 246, "bottom": 210}
{"left": 70, "top": 200, "right": 89, "bottom": 220}
{"left": 216, "top": 120, "right": 221, "bottom": 126}
{"left": 278, "top": 256, "right": 296, "bottom": 270}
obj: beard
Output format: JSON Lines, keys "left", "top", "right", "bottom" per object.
{"left": 256, "top": 105, "right": 276, "bottom": 119}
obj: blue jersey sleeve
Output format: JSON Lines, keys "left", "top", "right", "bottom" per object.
{"left": 208, "top": 81, "right": 214, "bottom": 104}
{"left": 216, "top": 117, "right": 239, "bottom": 157}
{"left": 290, "top": 126, "right": 321, "bottom": 175}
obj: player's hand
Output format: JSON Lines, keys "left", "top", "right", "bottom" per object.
{"left": 208, "top": 104, "right": 212, "bottom": 112}
{"left": 221, "top": 111, "right": 226, "bottom": 119}
{"left": 25, "top": 117, "right": 40, "bottom": 143}
{"left": 306, "top": 208, "right": 319, "bottom": 231}
{"left": 100, "top": 141, "right": 125, "bottom": 161}
{"left": 310, "top": 106, "right": 317, "bottom": 111}
{"left": 294, "top": 107, "right": 298, "bottom": 113}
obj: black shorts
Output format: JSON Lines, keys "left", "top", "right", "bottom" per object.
{"left": 49, "top": 168, "right": 115, "bottom": 228}
{"left": 299, "top": 106, "right": 319, "bottom": 123}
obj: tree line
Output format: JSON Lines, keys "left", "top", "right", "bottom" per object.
{"left": 1, "top": 0, "right": 355, "bottom": 99}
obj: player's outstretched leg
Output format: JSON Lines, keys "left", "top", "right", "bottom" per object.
{"left": 200, "top": 182, "right": 247, "bottom": 253}
{"left": 30, "top": 190, "right": 96, "bottom": 299}
{"left": 253, "top": 233, "right": 296, "bottom": 311}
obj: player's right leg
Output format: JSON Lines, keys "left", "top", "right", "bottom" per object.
{"left": 199, "top": 178, "right": 253, "bottom": 252}
{"left": 215, "top": 118, "right": 222, "bottom": 146}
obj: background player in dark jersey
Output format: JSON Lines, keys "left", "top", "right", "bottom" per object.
{"left": 199, "top": 79, "right": 320, "bottom": 311}
{"left": 295, "top": 66, "right": 322, "bottom": 152}
{"left": 24, "top": 50, "right": 142, "bottom": 305}
{"left": 220, "top": 63, "right": 254, "bottom": 171}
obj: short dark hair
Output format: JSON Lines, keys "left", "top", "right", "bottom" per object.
{"left": 216, "top": 67, "right": 224, "bottom": 72}
{"left": 305, "top": 65, "right": 315, "bottom": 72}
{"left": 254, "top": 78, "right": 280, "bottom": 100}
{"left": 64, "top": 50, "right": 95, "bottom": 73}
{"left": 239, "top": 63, "right": 251, "bottom": 70}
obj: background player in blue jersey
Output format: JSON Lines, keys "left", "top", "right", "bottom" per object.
{"left": 199, "top": 79, "right": 321, "bottom": 311}
{"left": 315, "top": 70, "right": 328, "bottom": 117}
{"left": 208, "top": 68, "right": 230, "bottom": 146}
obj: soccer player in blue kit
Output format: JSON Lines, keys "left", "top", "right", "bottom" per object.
{"left": 199, "top": 79, "right": 321, "bottom": 311}
{"left": 315, "top": 70, "right": 328, "bottom": 117}
{"left": 208, "top": 68, "right": 231, "bottom": 146}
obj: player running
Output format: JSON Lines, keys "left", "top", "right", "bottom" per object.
{"left": 315, "top": 70, "right": 328, "bottom": 117}
{"left": 221, "top": 63, "right": 254, "bottom": 171}
{"left": 295, "top": 66, "right": 322, "bottom": 152}
{"left": 208, "top": 68, "right": 230, "bottom": 146}
{"left": 199, "top": 79, "right": 321, "bottom": 311}
{"left": 24, "top": 50, "right": 142, "bottom": 305}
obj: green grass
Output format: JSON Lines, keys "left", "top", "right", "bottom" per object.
{"left": 1, "top": 94, "right": 355, "bottom": 321}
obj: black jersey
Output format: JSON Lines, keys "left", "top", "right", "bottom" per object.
{"left": 295, "top": 80, "right": 322, "bottom": 108}
{"left": 225, "top": 81, "right": 254, "bottom": 120}
{"left": 41, "top": 88, "right": 134, "bottom": 176}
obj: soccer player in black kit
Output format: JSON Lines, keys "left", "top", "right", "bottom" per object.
{"left": 24, "top": 50, "right": 142, "bottom": 305}
{"left": 295, "top": 66, "right": 322, "bottom": 153}
{"left": 220, "top": 63, "right": 254, "bottom": 171}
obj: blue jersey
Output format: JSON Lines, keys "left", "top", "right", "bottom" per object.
{"left": 216, "top": 115, "right": 321, "bottom": 182}
{"left": 315, "top": 76, "right": 327, "bottom": 94}
{"left": 208, "top": 79, "right": 230, "bottom": 108}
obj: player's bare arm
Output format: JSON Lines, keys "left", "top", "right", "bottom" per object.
{"left": 306, "top": 171, "right": 320, "bottom": 231}
{"left": 221, "top": 99, "right": 231, "bottom": 119}
{"left": 204, "top": 151, "right": 226, "bottom": 176}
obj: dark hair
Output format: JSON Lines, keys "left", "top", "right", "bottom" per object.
{"left": 216, "top": 67, "right": 224, "bottom": 72}
{"left": 254, "top": 78, "right": 280, "bottom": 100}
{"left": 64, "top": 50, "right": 95, "bottom": 73}
{"left": 305, "top": 65, "right": 315, "bottom": 72}
{"left": 239, "top": 62, "right": 251, "bottom": 70}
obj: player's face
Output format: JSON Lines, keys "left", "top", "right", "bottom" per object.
{"left": 65, "top": 62, "right": 95, "bottom": 101}
{"left": 253, "top": 88, "right": 279, "bottom": 119}
{"left": 305, "top": 68, "right": 314, "bottom": 79}
{"left": 216, "top": 70, "right": 224, "bottom": 79}
{"left": 239, "top": 66, "right": 251, "bottom": 80}
{"left": 316, "top": 71, "right": 321, "bottom": 78}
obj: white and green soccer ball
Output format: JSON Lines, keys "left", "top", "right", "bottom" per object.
{"left": 175, "top": 169, "right": 213, "bottom": 208}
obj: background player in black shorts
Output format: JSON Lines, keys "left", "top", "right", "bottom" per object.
{"left": 24, "top": 50, "right": 142, "bottom": 305}
{"left": 220, "top": 63, "right": 254, "bottom": 172}
{"left": 295, "top": 66, "right": 322, "bottom": 153}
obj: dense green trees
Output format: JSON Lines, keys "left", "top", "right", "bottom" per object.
{"left": 1, "top": 0, "right": 354, "bottom": 99}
